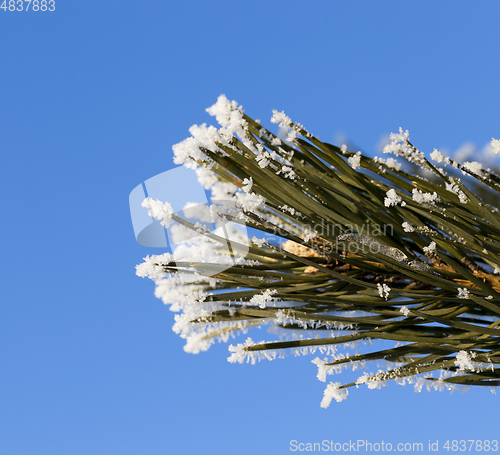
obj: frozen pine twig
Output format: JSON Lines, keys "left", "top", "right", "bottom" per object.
{"left": 136, "top": 95, "right": 500, "bottom": 406}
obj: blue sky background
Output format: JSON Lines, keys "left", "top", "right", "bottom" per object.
{"left": 1, "top": 1, "right": 499, "bottom": 454}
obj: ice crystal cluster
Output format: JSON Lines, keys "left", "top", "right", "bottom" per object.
{"left": 136, "top": 95, "right": 500, "bottom": 406}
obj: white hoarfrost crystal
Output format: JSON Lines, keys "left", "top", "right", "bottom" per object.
{"left": 303, "top": 227, "right": 317, "bottom": 242}
{"left": 241, "top": 177, "right": 253, "bottom": 193}
{"left": 445, "top": 180, "right": 468, "bottom": 203}
{"left": 249, "top": 289, "right": 279, "bottom": 309}
{"left": 383, "top": 128, "right": 426, "bottom": 167}
{"left": 206, "top": 94, "right": 248, "bottom": 143}
{"left": 280, "top": 165, "right": 297, "bottom": 180}
{"left": 235, "top": 191, "right": 266, "bottom": 211}
{"left": 172, "top": 95, "right": 253, "bottom": 172}
{"left": 172, "top": 123, "right": 220, "bottom": 169}
{"left": 402, "top": 222, "right": 414, "bottom": 233}
{"left": 348, "top": 151, "right": 362, "bottom": 170}
{"left": 270, "top": 110, "right": 292, "bottom": 127}
{"left": 271, "top": 109, "right": 305, "bottom": 142}
{"left": 374, "top": 156, "right": 402, "bottom": 171}
{"left": 462, "top": 161, "right": 483, "bottom": 176}
{"left": 423, "top": 241, "right": 437, "bottom": 254}
{"left": 169, "top": 287, "right": 218, "bottom": 354}
{"left": 312, "top": 358, "right": 333, "bottom": 382}
{"left": 430, "top": 148, "right": 450, "bottom": 164}
{"left": 251, "top": 236, "right": 266, "bottom": 247}
{"left": 141, "top": 197, "right": 174, "bottom": 228}
{"left": 454, "top": 350, "right": 477, "bottom": 372}
{"left": 275, "top": 310, "right": 352, "bottom": 331}
{"left": 377, "top": 283, "right": 391, "bottom": 300}
{"left": 457, "top": 287, "right": 470, "bottom": 299}
{"left": 195, "top": 167, "right": 218, "bottom": 190}
{"left": 279, "top": 205, "right": 299, "bottom": 216}
{"left": 400, "top": 305, "right": 410, "bottom": 317}
{"left": 320, "top": 382, "right": 348, "bottom": 408}
{"left": 412, "top": 189, "right": 440, "bottom": 205}
{"left": 384, "top": 189, "right": 403, "bottom": 207}
{"left": 355, "top": 372, "right": 370, "bottom": 386}
{"left": 385, "top": 157, "right": 401, "bottom": 170}
{"left": 227, "top": 338, "right": 257, "bottom": 364}
{"left": 135, "top": 253, "right": 174, "bottom": 282}
{"left": 255, "top": 151, "right": 271, "bottom": 168}
{"left": 385, "top": 128, "right": 410, "bottom": 149}
{"left": 355, "top": 371, "right": 388, "bottom": 390}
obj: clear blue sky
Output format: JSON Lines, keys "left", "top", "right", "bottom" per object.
{"left": 1, "top": 1, "right": 499, "bottom": 454}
